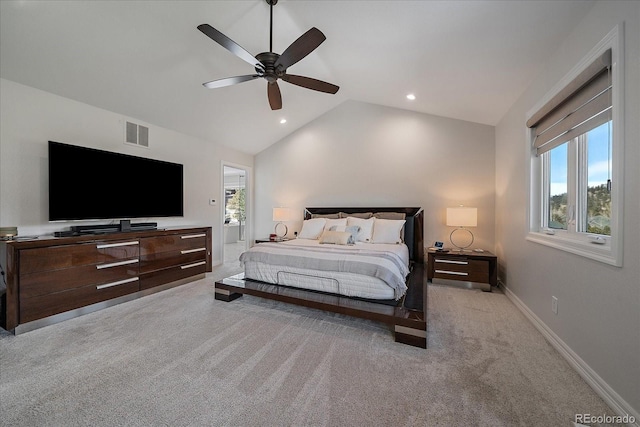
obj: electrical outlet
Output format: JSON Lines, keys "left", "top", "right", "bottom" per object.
{"left": 552, "top": 296, "right": 558, "bottom": 315}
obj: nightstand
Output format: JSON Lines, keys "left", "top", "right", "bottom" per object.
{"left": 427, "top": 249, "right": 497, "bottom": 291}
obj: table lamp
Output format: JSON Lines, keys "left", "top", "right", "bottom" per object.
{"left": 446, "top": 207, "right": 477, "bottom": 251}
{"left": 272, "top": 207, "right": 290, "bottom": 240}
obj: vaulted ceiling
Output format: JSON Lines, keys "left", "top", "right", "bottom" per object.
{"left": 0, "top": 1, "right": 595, "bottom": 154}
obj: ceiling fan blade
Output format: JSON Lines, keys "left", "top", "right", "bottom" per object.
{"left": 282, "top": 74, "right": 339, "bottom": 94}
{"left": 274, "top": 27, "right": 326, "bottom": 70}
{"left": 203, "top": 75, "right": 260, "bottom": 89}
{"left": 197, "top": 24, "right": 264, "bottom": 71}
{"left": 267, "top": 82, "right": 282, "bottom": 110}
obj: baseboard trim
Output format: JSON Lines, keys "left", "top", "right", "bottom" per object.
{"left": 500, "top": 283, "right": 639, "bottom": 426}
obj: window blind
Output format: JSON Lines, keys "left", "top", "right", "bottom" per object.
{"left": 527, "top": 49, "right": 611, "bottom": 156}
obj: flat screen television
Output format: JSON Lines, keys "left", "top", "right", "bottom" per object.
{"left": 48, "top": 141, "right": 184, "bottom": 221}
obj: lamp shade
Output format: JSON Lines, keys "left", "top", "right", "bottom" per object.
{"left": 272, "top": 207, "right": 290, "bottom": 222}
{"left": 446, "top": 207, "right": 477, "bottom": 227}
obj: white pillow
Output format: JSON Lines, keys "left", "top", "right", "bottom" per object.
{"left": 371, "top": 219, "right": 406, "bottom": 244}
{"left": 298, "top": 218, "right": 327, "bottom": 239}
{"left": 346, "top": 216, "right": 375, "bottom": 243}
{"left": 324, "top": 218, "right": 347, "bottom": 231}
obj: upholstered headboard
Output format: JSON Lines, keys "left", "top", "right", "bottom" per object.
{"left": 304, "top": 207, "right": 424, "bottom": 262}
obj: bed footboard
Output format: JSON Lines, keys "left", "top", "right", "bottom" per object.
{"left": 214, "top": 263, "right": 427, "bottom": 349}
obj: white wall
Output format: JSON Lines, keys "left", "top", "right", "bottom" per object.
{"left": 0, "top": 78, "right": 253, "bottom": 265}
{"left": 495, "top": 1, "right": 639, "bottom": 418}
{"left": 254, "top": 100, "right": 495, "bottom": 255}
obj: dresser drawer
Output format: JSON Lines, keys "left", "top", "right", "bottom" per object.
{"left": 139, "top": 261, "right": 207, "bottom": 291}
{"left": 139, "top": 249, "right": 205, "bottom": 274}
{"left": 20, "top": 261, "right": 139, "bottom": 298}
{"left": 20, "top": 277, "right": 140, "bottom": 323}
{"left": 139, "top": 233, "right": 206, "bottom": 255}
{"left": 20, "top": 240, "right": 140, "bottom": 274}
{"left": 433, "top": 258, "right": 489, "bottom": 283}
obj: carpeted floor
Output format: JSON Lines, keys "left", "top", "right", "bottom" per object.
{"left": 0, "top": 264, "right": 615, "bottom": 426}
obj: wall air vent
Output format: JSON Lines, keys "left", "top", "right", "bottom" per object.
{"left": 125, "top": 121, "right": 149, "bottom": 147}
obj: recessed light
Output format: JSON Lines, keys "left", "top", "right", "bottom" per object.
{"left": 280, "top": 119, "right": 287, "bottom": 124}
{"left": 406, "top": 94, "right": 416, "bottom": 100}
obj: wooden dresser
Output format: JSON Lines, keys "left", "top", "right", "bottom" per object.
{"left": 0, "top": 227, "right": 212, "bottom": 333}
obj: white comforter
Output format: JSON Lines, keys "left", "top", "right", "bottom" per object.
{"left": 240, "top": 239, "right": 410, "bottom": 300}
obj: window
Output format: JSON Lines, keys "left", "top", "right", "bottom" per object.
{"left": 584, "top": 123, "right": 612, "bottom": 235}
{"left": 527, "top": 26, "right": 623, "bottom": 266}
{"left": 545, "top": 142, "right": 568, "bottom": 231}
{"left": 541, "top": 122, "right": 612, "bottom": 235}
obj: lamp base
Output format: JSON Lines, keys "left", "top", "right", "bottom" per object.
{"left": 450, "top": 228, "right": 474, "bottom": 251}
{"left": 274, "top": 222, "right": 288, "bottom": 240}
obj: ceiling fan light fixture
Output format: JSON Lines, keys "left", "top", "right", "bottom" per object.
{"left": 198, "top": 0, "right": 339, "bottom": 110}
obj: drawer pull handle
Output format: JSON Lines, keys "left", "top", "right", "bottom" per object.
{"left": 96, "top": 259, "right": 138, "bottom": 270}
{"left": 181, "top": 234, "right": 206, "bottom": 239}
{"left": 181, "top": 261, "right": 206, "bottom": 270}
{"left": 96, "top": 241, "right": 139, "bottom": 249}
{"left": 96, "top": 277, "right": 139, "bottom": 290}
{"left": 435, "top": 259, "right": 468, "bottom": 265}
{"left": 435, "top": 269, "right": 469, "bottom": 276}
{"left": 181, "top": 247, "right": 206, "bottom": 255}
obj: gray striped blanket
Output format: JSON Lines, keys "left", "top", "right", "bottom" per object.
{"left": 239, "top": 242, "right": 409, "bottom": 299}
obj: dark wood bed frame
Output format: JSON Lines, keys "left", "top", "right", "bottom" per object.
{"left": 214, "top": 207, "right": 427, "bottom": 348}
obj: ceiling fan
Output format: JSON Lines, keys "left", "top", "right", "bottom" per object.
{"left": 197, "top": 0, "right": 339, "bottom": 110}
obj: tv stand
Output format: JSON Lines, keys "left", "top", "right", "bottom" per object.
{"left": 119, "top": 219, "right": 131, "bottom": 232}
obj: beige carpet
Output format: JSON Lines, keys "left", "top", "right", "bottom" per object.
{"left": 0, "top": 264, "right": 614, "bottom": 426}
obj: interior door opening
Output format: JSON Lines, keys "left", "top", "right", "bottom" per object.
{"left": 222, "top": 165, "right": 248, "bottom": 265}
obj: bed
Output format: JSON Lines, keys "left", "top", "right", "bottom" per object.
{"left": 215, "top": 207, "right": 426, "bottom": 348}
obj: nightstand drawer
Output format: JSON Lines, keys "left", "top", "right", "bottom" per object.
{"left": 433, "top": 258, "right": 489, "bottom": 283}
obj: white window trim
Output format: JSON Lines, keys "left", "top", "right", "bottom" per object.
{"left": 526, "top": 24, "right": 624, "bottom": 267}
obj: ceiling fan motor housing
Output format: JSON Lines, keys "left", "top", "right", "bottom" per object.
{"left": 256, "top": 52, "right": 282, "bottom": 83}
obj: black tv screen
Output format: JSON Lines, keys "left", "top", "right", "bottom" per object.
{"left": 48, "top": 141, "right": 184, "bottom": 221}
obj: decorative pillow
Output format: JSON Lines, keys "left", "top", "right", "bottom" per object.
{"left": 319, "top": 230, "right": 351, "bottom": 245}
{"left": 371, "top": 219, "right": 406, "bottom": 244}
{"left": 324, "top": 218, "right": 348, "bottom": 231}
{"left": 346, "top": 217, "right": 375, "bottom": 242}
{"left": 373, "top": 212, "right": 406, "bottom": 220}
{"left": 311, "top": 213, "right": 340, "bottom": 219}
{"left": 339, "top": 211, "right": 373, "bottom": 219}
{"left": 298, "top": 218, "right": 327, "bottom": 239}
{"left": 329, "top": 225, "right": 360, "bottom": 244}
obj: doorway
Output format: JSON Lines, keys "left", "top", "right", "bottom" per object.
{"left": 222, "top": 164, "right": 249, "bottom": 265}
